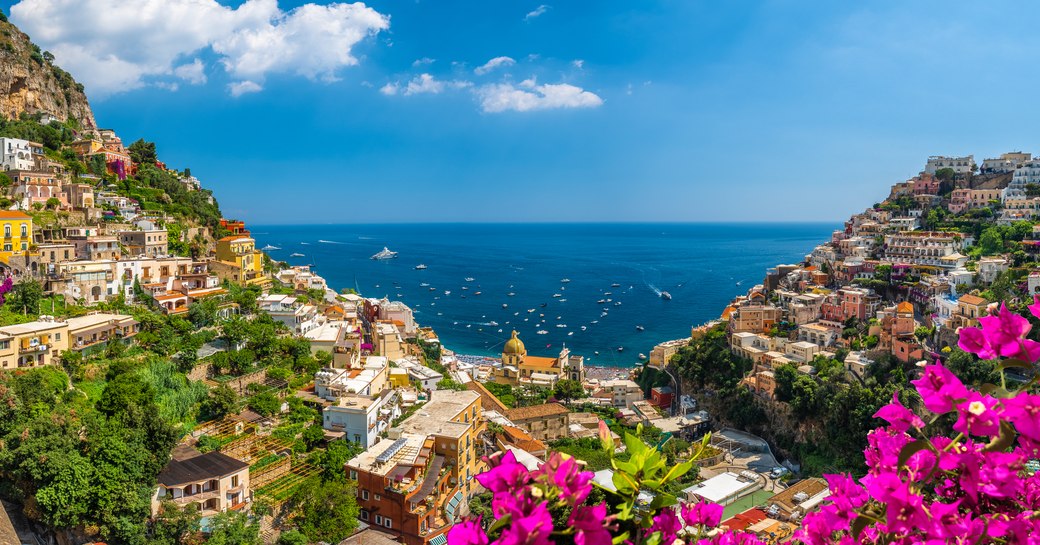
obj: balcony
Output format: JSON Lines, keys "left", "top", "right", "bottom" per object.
{"left": 20, "top": 343, "right": 49, "bottom": 354}
{"left": 170, "top": 489, "right": 220, "bottom": 505}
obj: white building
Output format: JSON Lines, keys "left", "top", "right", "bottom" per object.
{"left": 315, "top": 356, "right": 389, "bottom": 399}
{"left": 322, "top": 390, "right": 400, "bottom": 448}
{"left": 257, "top": 293, "right": 322, "bottom": 335}
{"left": 982, "top": 152, "right": 1031, "bottom": 174}
{"left": 924, "top": 155, "right": 974, "bottom": 175}
{"left": 394, "top": 357, "right": 444, "bottom": 390}
{"left": 883, "top": 232, "right": 966, "bottom": 268}
{"left": 0, "top": 138, "right": 36, "bottom": 171}
{"left": 976, "top": 256, "right": 1011, "bottom": 285}
{"left": 1003, "top": 160, "right": 1040, "bottom": 201}
{"left": 597, "top": 379, "right": 643, "bottom": 409}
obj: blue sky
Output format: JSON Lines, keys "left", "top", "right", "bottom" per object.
{"left": 3, "top": 0, "right": 1039, "bottom": 224}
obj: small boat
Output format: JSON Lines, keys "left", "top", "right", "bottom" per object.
{"left": 262, "top": 244, "right": 280, "bottom": 251}
{"left": 604, "top": 292, "right": 613, "bottom": 296}
{"left": 497, "top": 329, "right": 503, "bottom": 333}
{"left": 615, "top": 301, "right": 622, "bottom": 306}
{"left": 600, "top": 312, "right": 608, "bottom": 317}
{"left": 445, "top": 290, "right": 451, "bottom": 295}
{"left": 489, "top": 321, "right": 499, "bottom": 326}
{"left": 474, "top": 291, "right": 482, "bottom": 295}
{"left": 567, "top": 332, "right": 574, "bottom": 336}
{"left": 559, "top": 299, "right": 567, "bottom": 302}
{"left": 462, "top": 286, "right": 469, "bottom": 290}
{"left": 594, "top": 351, "right": 600, "bottom": 355}
{"left": 372, "top": 247, "right": 398, "bottom": 260}
{"left": 421, "top": 282, "right": 430, "bottom": 287}
{"left": 465, "top": 277, "right": 475, "bottom": 282}
{"left": 466, "top": 324, "right": 471, "bottom": 328}
{"left": 502, "top": 304, "right": 509, "bottom": 309}
{"left": 591, "top": 320, "right": 598, "bottom": 324}
{"left": 611, "top": 283, "right": 621, "bottom": 287}
{"left": 636, "top": 325, "right": 645, "bottom": 331}
{"left": 508, "top": 292, "right": 516, "bottom": 297}
{"left": 639, "top": 353, "right": 647, "bottom": 360}
{"left": 561, "top": 278, "right": 571, "bottom": 283}
{"left": 660, "top": 291, "right": 672, "bottom": 300}
{"left": 581, "top": 326, "right": 587, "bottom": 331}
{"left": 552, "top": 294, "right": 562, "bottom": 298}
{"left": 617, "top": 347, "right": 624, "bottom": 352}
{"left": 429, "top": 287, "right": 436, "bottom": 291}
{"left": 290, "top": 252, "right": 305, "bottom": 257}
{"left": 556, "top": 324, "right": 567, "bottom": 328}
{"left": 597, "top": 299, "right": 606, "bottom": 304}
{"left": 527, "top": 309, "right": 535, "bottom": 313}
{"left": 537, "top": 330, "right": 549, "bottom": 335}
{"left": 415, "top": 264, "right": 428, "bottom": 270}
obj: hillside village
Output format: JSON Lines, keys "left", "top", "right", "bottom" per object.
{"left": 0, "top": 11, "right": 1038, "bottom": 545}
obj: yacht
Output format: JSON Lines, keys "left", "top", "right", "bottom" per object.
{"left": 502, "top": 304, "right": 509, "bottom": 309}
{"left": 371, "top": 247, "right": 398, "bottom": 260}
{"left": 290, "top": 252, "right": 305, "bottom": 257}
{"left": 636, "top": 325, "right": 645, "bottom": 331}
{"left": 561, "top": 278, "right": 571, "bottom": 283}
{"left": 420, "top": 282, "right": 430, "bottom": 287}
{"left": 537, "top": 330, "right": 549, "bottom": 335}
{"left": 465, "top": 277, "right": 475, "bottom": 282}
{"left": 660, "top": 291, "right": 672, "bottom": 300}
{"left": 611, "top": 283, "right": 621, "bottom": 287}
{"left": 261, "top": 244, "right": 280, "bottom": 251}
{"left": 415, "top": 264, "right": 428, "bottom": 270}
{"left": 552, "top": 293, "right": 562, "bottom": 298}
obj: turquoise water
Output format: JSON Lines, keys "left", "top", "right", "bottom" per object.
{"left": 252, "top": 223, "right": 835, "bottom": 366}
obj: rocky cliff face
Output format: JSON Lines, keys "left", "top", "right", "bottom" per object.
{"left": 0, "top": 15, "right": 96, "bottom": 128}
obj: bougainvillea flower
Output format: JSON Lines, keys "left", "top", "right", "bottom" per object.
{"left": 447, "top": 518, "right": 489, "bottom": 545}
{"left": 874, "top": 391, "right": 925, "bottom": 432}
{"left": 957, "top": 326, "right": 997, "bottom": 360}
{"left": 953, "top": 391, "right": 1001, "bottom": 437}
{"left": 476, "top": 450, "right": 530, "bottom": 496}
{"left": 646, "top": 508, "right": 681, "bottom": 545}
{"left": 531, "top": 452, "right": 593, "bottom": 506}
{"left": 568, "top": 503, "right": 612, "bottom": 545}
{"left": 681, "top": 500, "right": 724, "bottom": 529}
{"left": 497, "top": 501, "right": 553, "bottom": 545}
{"left": 911, "top": 363, "right": 968, "bottom": 414}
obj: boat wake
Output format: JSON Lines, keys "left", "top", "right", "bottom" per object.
{"left": 319, "top": 240, "right": 347, "bottom": 244}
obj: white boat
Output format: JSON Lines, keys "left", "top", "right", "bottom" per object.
{"left": 537, "top": 330, "right": 549, "bottom": 335}
{"left": 508, "top": 292, "right": 516, "bottom": 297}
{"left": 290, "top": 252, "right": 305, "bottom": 257}
{"left": 636, "top": 325, "right": 645, "bottom": 331}
{"left": 462, "top": 286, "right": 469, "bottom": 290}
{"left": 421, "top": 282, "right": 430, "bottom": 287}
{"left": 415, "top": 264, "right": 428, "bottom": 270}
{"left": 261, "top": 244, "right": 280, "bottom": 251}
{"left": 639, "top": 353, "right": 647, "bottom": 360}
{"left": 660, "top": 291, "right": 672, "bottom": 300}
{"left": 559, "top": 299, "right": 567, "bottom": 302}
{"left": 611, "top": 283, "right": 621, "bottom": 287}
{"left": 561, "top": 278, "right": 571, "bottom": 283}
{"left": 527, "top": 309, "right": 535, "bottom": 313}
{"left": 591, "top": 320, "right": 598, "bottom": 324}
{"left": 552, "top": 293, "right": 562, "bottom": 298}
{"left": 489, "top": 321, "right": 499, "bottom": 326}
{"left": 556, "top": 324, "right": 567, "bottom": 328}
{"left": 372, "top": 247, "right": 398, "bottom": 260}
{"left": 465, "top": 277, "right": 475, "bottom": 282}
{"left": 581, "top": 326, "right": 587, "bottom": 331}
{"left": 617, "top": 346, "right": 624, "bottom": 352}
{"left": 445, "top": 290, "right": 451, "bottom": 295}
{"left": 568, "top": 332, "right": 574, "bottom": 336}
{"left": 502, "top": 304, "right": 509, "bottom": 309}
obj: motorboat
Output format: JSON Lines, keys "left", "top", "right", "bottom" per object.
{"left": 552, "top": 293, "right": 562, "bottom": 298}
{"left": 290, "top": 252, "right": 305, "bottom": 257}
{"left": 502, "top": 304, "right": 509, "bottom": 309}
{"left": 639, "top": 353, "right": 647, "bottom": 360}
{"left": 537, "top": 330, "right": 548, "bottom": 335}
{"left": 636, "top": 325, "right": 645, "bottom": 331}
{"left": 611, "top": 283, "right": 621, "bottom": 287}
{"left": 660, "top": 291, "right": 672, "bottom": 300}
{"left": 445, "top": 290, "right": 451, "bottom": 295}
{"left": 597, "top": 299, "right": 606, "bottom": 304}
{"left": 617, "top": 346, "right": 624, "bottom": 352}
{"left": 561, "top": 278, "right": 571, "bottom": 283}
{"left": 508, "top": 292, "right": 516, "bottom": 297}
{"left": 465, "top": 277, "right": 475, "bottom": 282}
{"left": 262, "top": 244, "right": 280, "bottom": 251}
{"left": 372, "top": 247, "right": 398, "bottom": 260}
{"left": 421, "top": 282, "right": 430, "bottom": 287}
{"left": 415, "top": 264, "right": 428, "bottom": 270}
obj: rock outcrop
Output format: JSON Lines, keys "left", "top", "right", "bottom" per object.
{"left": 0, "top": 15, "right": 96, "bottom": 128}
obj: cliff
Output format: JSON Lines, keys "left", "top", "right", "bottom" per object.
{"left": 0, "top": 13, "right": 96, "bottom": 128}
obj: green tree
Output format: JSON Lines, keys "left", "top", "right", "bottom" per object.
{"left": 8, "top": 277, "right": 44, "bottom": 313}
{"left": 553, "top": 378, "right": 586, "bottom": 403}
{"left": 149, "top": 502, "right": 201, "bottom": 545}
{"left": 248, "top": 391, "right": 281, "bottom": 417}
{"left": 312, "top": 439, "right": 363, "bottom": 482}
{"left": 207, "top": 511, "right": 260, "bottom": 545}
{"left": 934, "top": 167, "right": 955, "bottom": 181}
{"left": 277, "top": 530, "right": 307, "bottom": 545}
{"left": 45, "top": 196, "right": 61, "bottom": 210}
{"left": 302, "top": 424, "right": 325, "bottom": 451}
{"left": 291, "top": 478, "right": 360, "bottom": 543}
{"left": 202, "top": 385, "right": 239, "bottom": 420}
{"left": 128, "top": 139, "right": 158, "bottom": 165}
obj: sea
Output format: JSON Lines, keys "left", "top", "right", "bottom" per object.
{"left": 250, "top": 223, "right": 836, "bottom": 367}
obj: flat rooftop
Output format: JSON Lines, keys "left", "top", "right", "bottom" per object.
{"left": 347, "top": 433, "right": 426, "bottom": 475}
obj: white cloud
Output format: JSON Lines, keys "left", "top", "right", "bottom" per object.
{"left": 572, "top": 59, "right": 584, "bottom": 69}
{"left": 412, "top": 57, "right": 435, "bottom": 67}
{"left": 9, "top": 0, "right": 389, "bottom": 98}
{"left": 474, "top": 56, "right": 515, "bottom": 75}
{"left": 524, "top": 4, "right": 549, "bottom": 21}
{"left": 173, "top": 59, "right": 207, "bottom": 85}
{"left": 228, "top": 80, "right": 262, "bottom": 97}
{"left": 381, "top": 74, "right": 471, "bottom": 97}
{"left": 477, "top": 80, "right": 603, "bottom": 113}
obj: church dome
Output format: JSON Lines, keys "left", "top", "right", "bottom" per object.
{"left": 503, "top": 330, "right": 526, "bottom": 355}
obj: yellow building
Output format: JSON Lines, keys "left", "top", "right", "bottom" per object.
{"left": 0, "top": 318, "right": 70, "bottom": 369}
{"left": 0, "top": 211, "right": 33, "bottom": 264}
{"left": 210, "top": 235, "right": 269, "bottom": 287}
{"left": 495, "top": 330, "right": 583, "bottom": 386}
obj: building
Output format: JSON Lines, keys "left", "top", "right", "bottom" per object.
{"left": 494, "top": 330, "right": 584, "bottom": 386}
{"left": 981, "top": 152, "right": 1030, "bottom": 174}
{"left": 0, "top": 211, "right": 33, "bottom": 265}
{"left": 505, "top": 402, "right": 570, "bottom": 442}
{"left": 119, "top": 229, "right": 168, "bottom": 257}
{"left": 0, "top": 138, "right": 36, "bottom": 171}
{"left": 257, "top": 294, "right": 322, "bottom": 335}
{"left": 346, "top": 390, "right": 484, "bottom": 545}
{"left": 322, "top": 390, "right": 401, "bottom": 448}
{"left": 683, "top": 471, "right": 763, "bottom": 506}
{"left": 66, "top": 313, "right": 139, "bottom": 355}
{"left": 882, "top": 231, "right": 966, "bottom": 268}
{"left": 766, "top": 477, "right": 830, "bottom": 521}
{"left": 151, "top": 449, "right": 250, "bottom": 519}
{"left": 976, "top": 256, "right": 1011, "bottom": 285}
{"left": 924, "top": 155, "right": 974, "bottom": 174}
{"left": 69, "top": 232, "right": 120, "bottom": 261}
{"left": 0, "top": 317, "right": 70, "bottom": 368}
{"left": 596, "top": 379, "right": 643, "bottom": 409}
{"left": 211, "top": 236, "right": 268, "bottom": 287}
{"left": 49, "top": 259, "right": 119, "bottom": 303}
{"left": 649, "top": 337, "right": 689, "bottom": 369}
{"left": 8, "top": 170, "right": 65, "bottom": 209}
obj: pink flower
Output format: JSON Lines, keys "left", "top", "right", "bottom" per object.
{"left": 647, "top": 508, "right": 682, "bottom": 544}
{"left": 475, "top": 450, "right": 530, "bottom": 496}
{"left": 873, "top": 391, "right": 924, "bottom": 432}
{"left": 957, "top": 326, "right": 997, "bottom": 359}
{"left": 976, "top": 303, "right": 1040, "bottom": 360}
{"left": 497, "top": 501, "right": 553, "bottom": 545}
{"left": 1028, "top": 295, "right": 1040, "bottom": 320}
{"left": 681, "top": 501, "right": 723, "bottom": 529}
{"left": 569, "top": 503, "right": 613, "bottom": 545}
{"left": 953, "top": 391, "right": 1001, "bottom": 437}
{"left": 531, "top": 452, "right": 593, "bottom": 505}
{"left": 1002, "top": 392, "right": 1040, "bottom": 443}
{"left": 447, "top": 517, "right": 489, "bottom": 545}
{"left": 911, "top": 363, "right": 968, "bottom": 414}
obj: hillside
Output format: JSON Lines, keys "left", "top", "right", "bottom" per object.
{"left": 0, "top": 11, "right": 96, "bottom": 128}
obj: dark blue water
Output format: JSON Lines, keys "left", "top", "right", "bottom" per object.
{"left": 251, "top": 223, "right": 835, "bottom": 366}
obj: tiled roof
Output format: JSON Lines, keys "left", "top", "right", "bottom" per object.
{"left": 506, "top": 402, "right": 569, "bottom": 421}
{"left": 958, "top": 294, "right": 987, "bottom": 306}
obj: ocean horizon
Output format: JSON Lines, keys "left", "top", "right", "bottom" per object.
{"left": 252, "top": 222, "right": 837, "bottom": 366}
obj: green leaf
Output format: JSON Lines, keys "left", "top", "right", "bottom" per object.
{"left": 612, "top": 531, "right": 631, "bottom": 545}
{"left": 998, "top": 359, "right": 1033, "bottom": 372}
{"left": 612, "top": 469, "right": 639, "bottom": 495}
{"left": 623, "top": 432, "right": 645, "bottom": 456}
{"left": 850, "top": 514, "right": 871, "bottom": 541}
{"left": 985, "top": 420, "right": 1016, "bottom": 453}
{"left": 660, "top": 461, "right": 692, "bottom": 485}
{"left": 487, "top": 512, "right": 512, "bottom": 533}
{"left": 897, "top": 438, "right": 932, "bottom": 468}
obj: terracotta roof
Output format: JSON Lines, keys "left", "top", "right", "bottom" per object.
{"left": 896, "top": 301, "right": 914, "bottom": 313}
{"left": 958, "top": 294, "right": 988, "bottom": 306}
{"left": 499, "top": 425, "right": 547, "bottom": 454}
{"left": 0, "top": 211, "right": 31, "bottom": 220}
{"left": 521, "top": 355, "right": 559, "bottom": 369}
{"left": 723, "top": 508, "right": 768, "bottom": 532}
{"left": 506, "top": 402, "right": 569, "bottom": 421}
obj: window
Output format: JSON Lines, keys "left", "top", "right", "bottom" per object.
{"left": 19, "top": 243, "right": 25, "bottom": 251}
{"left": 359, "top": 510, "right": 369, "bottom": 521}
{"left": 349, "top": 469, "right": 358, "bottom": 480}
{"left": 3, "top": 225, "right": 8, "bottom": 237}
{"left": 374, "top": 515, "right": 383, "bottom": 525}
{"left": 3, "top": 245, "right": 9, "bottom": 252}
{"left": 362, "top": 490, "right": 369, "bottom": 500}
{"left": 54, "top": 333, "right": 60, "bottom": 340}
{"left": 383, "top": 519, "right": 392, "bottom": 529}
{"left": 231, "top": 475, "right": 239, "bottom": 487}
{"left": 374, "top": 494, "right": 381, "bottom": 501}
{"left": 20, "top": 225, "right": 26, "bottom": 237}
